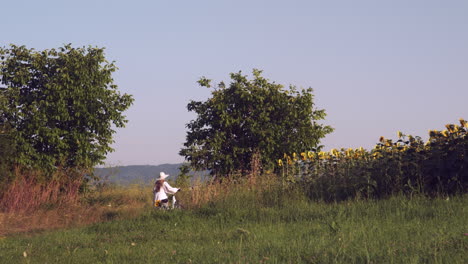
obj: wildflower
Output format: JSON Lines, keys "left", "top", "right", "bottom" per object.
{"left": 318, "top": 151, "right": 326, "bottom": 159}
{"left": 331, "top": 148, "right": 339, "bottom": 157}
{"left": 397, "top": 131, "right": 403, "bottom": 138}
{"left": 307, "top": 151, "right": 314, "bottom": 159}
{"left": 277, "top": 159, "right": 283, "bottom": 167}
{"left": 445, "top": 124, "right": 455, "bottom": 133}
{"left": 462, "top": 118, "right": 468, "bottom": 128}
{"left": 345, "top": 148, "right": 353, "bottom": 157}
{"left": 442, "top": 130, "right": 449, "bottom": 137}
{"left": 385, "top": 139, "right": 392, "bottom": 147}
{"left": 292, "top": 152, "right": 298, "bottom": 161}
{"left": 300, "top": 152, "right": 307, "bottom": 161}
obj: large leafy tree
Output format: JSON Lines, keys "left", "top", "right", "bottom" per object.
{"left": 0, "top": 44, "right": 134, "bottom": 173}
{"left": 180, "top": 69, "right": 333, "bottom": 177}
{"left": 0, "top": 93, "right": 15, "bottom": 184}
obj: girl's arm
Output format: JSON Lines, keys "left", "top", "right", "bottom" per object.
{"left": 163, "top": 182, "right": 180, "bottom": 195}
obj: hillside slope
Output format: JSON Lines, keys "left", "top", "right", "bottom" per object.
{"left": 94, "top": 164, "right": 183, "bottom": 184}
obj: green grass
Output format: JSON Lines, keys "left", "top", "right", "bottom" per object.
{"left": 0, "top": 191, "right": 467, "bottom": 263}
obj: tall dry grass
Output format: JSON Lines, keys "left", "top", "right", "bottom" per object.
{"left": 0, "top": 166, "right": 154, "bottom": 237}
{"left": 1, "top": 170, "right": 291, "bottom": 237}
{"left": 0, "top": 184, "right": 151, "bottom": 237}
{"left": 178, "top": 173, "right": 280, "bottom": 209}
{"left": 0, "top": 168, "right": 83, "bottom": 213}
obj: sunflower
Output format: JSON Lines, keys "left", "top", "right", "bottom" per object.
{"left": 277, "top": 159, "right": 283, "bottom": 167}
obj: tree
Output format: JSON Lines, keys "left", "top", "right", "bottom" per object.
{"left": 0, "top": 44, "right": 134, "bottom": 173}
{"left": 0, "top": 93, "right": 15, "bottom": 186}
{"left": 180, "top": 69, "right": 333, "bottom": 177}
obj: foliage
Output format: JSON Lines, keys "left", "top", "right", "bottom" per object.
{"left": 175, "top": 163, "right": 192, "bottom": 188}
{"left": 180, "top": 69, "right": 333, "bottom": 177}
{"left": 0, "top": 86, "right": 15, "bottom": 187}
{"left": 0, "top": 44, "right": 134, "bottom": 174}
{"left": 279, "top": 119, "right": 468, "bottom": 200}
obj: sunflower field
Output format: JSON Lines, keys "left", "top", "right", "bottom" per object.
{"left": 278, "top": 119, "right": 468, "bottom": 201}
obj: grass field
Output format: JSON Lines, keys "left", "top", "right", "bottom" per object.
{"left": 0, "top": 186, "right": 466, "bottom": 264}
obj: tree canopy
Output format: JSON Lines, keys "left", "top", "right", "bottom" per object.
{"left": 0, "top": 44, "right": 134, "bottom": 173}
{"left": 180, "top": 69, "right": 333, "bottom": 177}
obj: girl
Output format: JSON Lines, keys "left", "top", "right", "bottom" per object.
{"left": 153, "top": 172, "right": 180, "bottom": 208}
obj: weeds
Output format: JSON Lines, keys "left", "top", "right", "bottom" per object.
{"left": 0, "top": 184, "right": 151, "bottom": 236}
{"left": 0, "top": 168, "right": 83, "bottom": 213}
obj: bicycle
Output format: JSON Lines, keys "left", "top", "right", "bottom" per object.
{"left": 154, "top": 195, "right": 183, "bottom": 210}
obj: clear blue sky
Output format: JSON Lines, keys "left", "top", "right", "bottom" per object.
{"left": 3, "top": 0, "right": 467, "bottom": 166}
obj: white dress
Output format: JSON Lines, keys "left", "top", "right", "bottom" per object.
{"left": 154, "top": 181, "right": 179, "bottom": 202}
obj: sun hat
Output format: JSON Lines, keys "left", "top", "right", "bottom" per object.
{"left": 158, "top": 172, "right": 170, "bottom": 180}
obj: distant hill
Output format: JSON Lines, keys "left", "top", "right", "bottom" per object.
{"left": 93, "top": 164, "right": 183, "bottom": 185}
{"left": 93, "top": 164, "right": 210, "bottom": 185}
